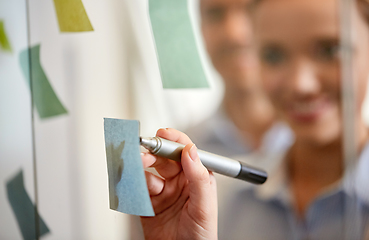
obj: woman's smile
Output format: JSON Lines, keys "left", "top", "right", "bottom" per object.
{"left": 286, "top": 96, "right": 333, "bottom": 123}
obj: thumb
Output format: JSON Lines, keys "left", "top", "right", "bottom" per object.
{"left": 181, "top": 144, "right": 217, "bottom": 210}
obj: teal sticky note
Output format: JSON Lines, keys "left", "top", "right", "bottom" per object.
{"left": 0, "top": 20, "right": 12, "bottom": 52}
{"left": 6, "top": 170, "right": 50, "bottom": 240}
{"left": 104, "top": 118, "right": 155, "bottom": 216}
{"left": 19, "top": 44, "right": 68, "bottom": 119}
{"left": 149, "top": 0, "right": 209, "bottom": 88}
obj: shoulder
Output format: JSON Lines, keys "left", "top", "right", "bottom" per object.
{"left": 185, "top": 110, "right": 251, "bottom": 156}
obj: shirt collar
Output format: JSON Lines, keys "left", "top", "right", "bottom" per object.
{"left": 253, "top": 149, "right": 292, "bottom": 205}
{"left": 343, "top": 141, "right": 369, "bottom": 205}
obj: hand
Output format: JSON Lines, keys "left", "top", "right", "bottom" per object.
{"left": 140, "top": 128, "right": 218, "bottom": 240}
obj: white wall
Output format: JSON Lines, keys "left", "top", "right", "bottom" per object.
{"left": 0, "top": 0, "right": 222, "bottom": 239}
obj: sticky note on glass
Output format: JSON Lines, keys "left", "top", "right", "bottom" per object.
{"left": 53, "top": 0, "right": 94, "bottom": 32}
{"left": 0, "top": 20, "right": 12, "bottom": 52}
{"left": 149, "top": 0, "right": 209, "bottom": 88}
{"left": 6, "top": 170, "right": 50, "bottom": 240}
{"left": 19, "top": 44, "right": 68, "bottom": 119}
{"left": 104, "top": 118, "right": 154, "bottom": 216}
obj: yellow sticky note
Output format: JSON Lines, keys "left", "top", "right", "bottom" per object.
{"left": 53, "top": 0, "right": 94, "bottom": 32}
{"left": 0, "top": 20, "right": 12, "bottom": 52}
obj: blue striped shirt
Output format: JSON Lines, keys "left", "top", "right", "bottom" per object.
{"left": 219, "top": 143, "right": 369, "bottom": 240}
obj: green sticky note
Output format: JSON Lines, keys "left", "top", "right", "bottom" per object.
{"left": 149, "top": 0, "right": 209, "bottom": 88}
{"left": 0, "top": 20, "right": 12, "bottom": 52}
{"left": 6, "top": 170, "right": 50, "bottom": 240}
{"left": 19, "top": 44, "right": 68, "bottom": 119}
{"left": 53, "top": 0, "right": 94, "bottom": 32}
{"left": 104, "top": 118, "right": 155, "bottom": 216}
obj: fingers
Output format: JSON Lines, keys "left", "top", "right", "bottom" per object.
{"left": 181, "top": 144, "right": 210, "bottom": 187}
{"left": 150, "top": 172, "right": 188, "bottom": 214}
{"left": 156, "top": 128, "right": 193, "bottom": 145}
{"left": 143, "top": 128, "right": 217, "bottom": 227}
{"left": 144, "top": 170, "right": 187, "bottom": 214}
{"left": 141, "top": 152, "right": 157, "bottom": 168}
{"left": 153, "top": 128, "right": 193, "bottom": 178}
{"left": 141, "top": 128, "right": 192, "bottom": 179}
{"left": 145, "top": 171, "right": 164, "bottom": 196}
{"left": 141, "top": 152, "right": 182, "bottom": 179}
{"left": 181, "top": 143, "right": 217, "bottom": 217}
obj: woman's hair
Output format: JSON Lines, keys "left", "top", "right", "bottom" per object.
{"left": 251, "top": 0, "right": 369, "bottom": 25}
{"left": 357, "top": 0, "right": 369, "bottom": 24}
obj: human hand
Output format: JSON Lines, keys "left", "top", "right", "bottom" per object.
{"left": 140, "top": 128, "right": 218, "bottom": 240}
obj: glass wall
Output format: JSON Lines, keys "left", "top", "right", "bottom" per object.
{"left": 1, "top": 0, "right": 369, "bottom": 239}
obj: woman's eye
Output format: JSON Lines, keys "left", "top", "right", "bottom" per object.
{"left": 204, "top": 8, "right": 225, "bottom": 23}
{"left": 316, "top": 42, "right": 340, "bottom": 61}
{"left": 260, "top": 48, "right": 286, "bottom": 66}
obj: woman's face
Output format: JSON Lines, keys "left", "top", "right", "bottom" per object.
{"left": 254, "top": 0, "right": 369, "bottom": 145}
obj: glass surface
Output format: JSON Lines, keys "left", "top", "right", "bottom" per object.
{"left": 1, "top": 0, "right": 368, "bottom": 239}
{"left": 0, "top": 0, "right": 37, "bottom": 239}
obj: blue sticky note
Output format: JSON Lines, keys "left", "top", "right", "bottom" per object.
{"left": 6, "top": 170, "right": 50, "bottom": 240}
{"left": 104, "top": 118, "right": 154, "bottom": 216}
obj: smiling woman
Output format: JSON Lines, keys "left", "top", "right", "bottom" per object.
{"left": 255, "top": 0, "right": 369, "bottom": 148}
{"left": 255, "top": 0, "right": 343, "bottom": 145}
{"left": 218, "top": 0, "right": 369, "bottom": 238}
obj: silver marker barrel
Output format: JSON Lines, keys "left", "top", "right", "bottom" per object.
{"left": 140, "top": 136, "right": 267, "bottom": 184}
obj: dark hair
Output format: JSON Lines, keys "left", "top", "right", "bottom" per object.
{"left": 357, "top": 0, "right": 369, "bottom": 24}
{"left": 250, "top": 0, "right": 369, "bottom": 25}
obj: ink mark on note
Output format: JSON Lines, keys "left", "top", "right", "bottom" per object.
{"left": 6, "top": 170, "right": 50, "bottom": 240}
{"left": 106, "top": 141, "right": 125, "bottom": 210}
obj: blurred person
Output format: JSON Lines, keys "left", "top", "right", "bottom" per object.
{"left": 139, "top": 0, "right": 369, "bottom": 239}
{"left": 130, "top": 1, "right": 293, "bottom": 238}
{"left": 186, "top": 0, "right": 293, "bottom": 156}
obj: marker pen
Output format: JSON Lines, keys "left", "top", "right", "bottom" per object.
{"left": 140, "top": 136, "right": 267, "bottom": 184}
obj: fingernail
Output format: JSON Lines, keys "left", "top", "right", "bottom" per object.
{"left": 189, "top": 144, "right": 198, "bottom": 161}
